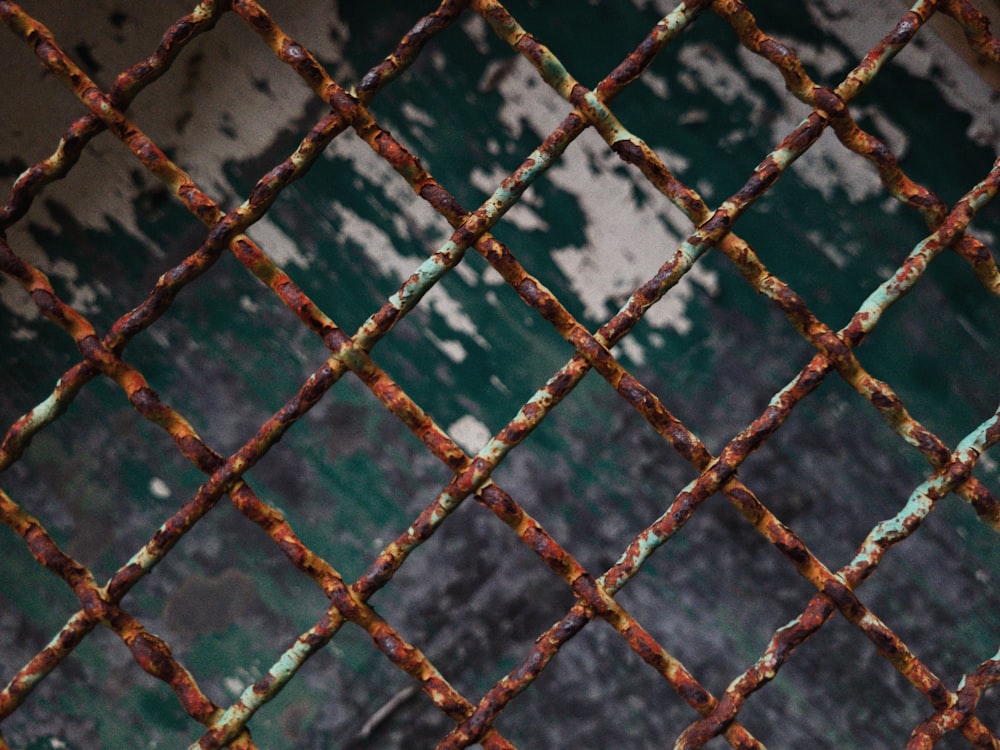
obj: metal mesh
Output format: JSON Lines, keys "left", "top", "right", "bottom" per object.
{"left": 1, "top": 0, "right": 999, "bottom": 747}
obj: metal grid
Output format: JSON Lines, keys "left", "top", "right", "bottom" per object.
{"left": 1, "top": 0, "right": 999, "bottom": 747}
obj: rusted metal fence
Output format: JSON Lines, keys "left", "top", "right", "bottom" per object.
{"left": 2, "top": 0, "right": 999, "bottom": 747}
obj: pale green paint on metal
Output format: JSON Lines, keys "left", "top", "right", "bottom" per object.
{"left": 854, "top": 404, "right": 1000, "bottom": 559}
{"left": 191, "top": 636, "right": 318, "bottom": 750}
{"left": 355, "top": 138, "right": 568, "bottom": 354}
{"left": 856, "top": 169, "right": 999, "bottom": 337}
{"left": 601, "top": 475, "right": 702, "bottom": 596}
{"left": 658, "top": 1, "right": 705, "bottom": 37}
{"left": 23, "top": 383, "right": 63, "bottom": 430}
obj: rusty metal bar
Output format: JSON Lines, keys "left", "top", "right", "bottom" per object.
{"left": 420, "top": 1, "right": 1000, "bottom": 742}
{"left": 202, "top": 3, "right": 766, "bottom": 746}
{"left": 0, "top": 1, "right": 539, "bottom": 746}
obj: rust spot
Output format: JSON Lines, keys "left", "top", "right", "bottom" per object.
{"left": 886, "top": 12, "right": 920, "bottom": 46}
{"left": 813, "top": 86, "right": 846, "bottom": 118}
{"left": 735, "top": 156, "right": 780, "bottom": 202}
{"left": 869, "top": 390, "right": 900, "bottom": 411}
{"left": 129, "top": 631, "right": 177, "bottom": 681}
{"left": 29, "top": 287, "right": 60, "bottom": 317}
{"left": 419, "top": 182, "right": 464, "bottom": 219}
{"left": 611, "top": 138, "right": 644, "bottom": 166}
{"left": 128, "top": 385, "right": 159, "bottom": 414}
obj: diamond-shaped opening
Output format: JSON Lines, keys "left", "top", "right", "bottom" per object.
{"left": 375, "top": 266, "right": 580, "bottom": 439}
{"left": 746, "top": 612, "right": 927, "bottom": 747}
{"left": 485, "top": 372, "right": 701, "bottom": 574}
{"left": 612, "top": 491, "right": 819, "bottom": 690}
{"left": 858, "top": 494, "right": 1000, "bottom": 685}
{"left": 490, "top": 604, "right": 706, "bottom": 746}
{"left": 116, "top": 250, "right": 333, "bottom": 455}
{"left": 369, "top": 497, "right": 577, "bottom": 701}
{"left": 127, "top": 496, "right": 332, "bottom": 694}
{"left": 1, "top": 625, "right": 194, "bottom": 750}
{"left": 0, "top": 376, "right": 206, "bottom": 575}
{"left": 734, "top": 373, "right": 929, "bottom": 567}
{"left": 632, "top": 263, "right": 820, "bottom": 454}
{"left": 248, "top": 372, "right": 459, "bottom": 583}
{"left": 855, "top": 251, "right": 1000, "bottom": 449}
{"left": 733, "top": 151, "right": 932, "bottom": 325}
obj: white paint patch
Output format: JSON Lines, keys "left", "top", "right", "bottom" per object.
{"left": 331, "top": 197, "right": 489, "bottom": 348}
{"left": 429, "top": 333, "right": 468, "bottom": 364}
{"left": 641, "top": 69, "right": 669, "bottom": 99}
{"left": 490, "top": 373, "right": 511, "bottom": 395}
{"left": 679, "top": 43, "right": 768, "bottom": 115}
{"left": 545, "top": 134, "right": 716, "bottom": 334}
{"left": 0, "top": 262, "right": 42, "bottom": 323}
{"left": 0, "top": 0, "right": 352, "bottom": 320}
{"left": 790, "top": 40, "right": 851, "bottom": 81}
{"left": 490, "top": 57, "right": 717, "bottom": 340}
{"left": 980, "top": 451, "right": 997, "bottom": 476}
{"left": 612, "top": 335, "right": 647, "bottom": 366}
{"left": 856, "top": 105, "right": 910, "bottom": 160}
{"left": 807, "top": 229, "right": 847, "bottom": 269}
{"left": 424, "top": 290, "right": 491, "bottom": 349}
{"left": 470, "top": 164, "right": 550, "bottom": 232}
{"left": 805, "top": 0, "right": 1000, "bottom": 151}
{"left": 325, "top": 134, "right": 451, "bottom": 250}
{"left": 149, "top": 477, "right": 172, "bottom": 500}
{"left": 462, "top": 12, "right": 491, "bottom": 55}
{"left": 223, "top": 676, "right": 244, "bottom": 697}
{"left": 448, "top": 414, "right": 493, "bottom": 454}
{"left": 480, "top": 57, "right": 568, "bottom": 141}
{"left": 400, "top": 101, "right": 436, "bottom": 128}
{"left": 453, "top": 258, "right": 480, "bottom": 287}
{"left": 245, "top": 214, "right": 309, "bottom": 269}
{"left": 239, "top": 295, "right": 260, "bottom": 314}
